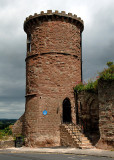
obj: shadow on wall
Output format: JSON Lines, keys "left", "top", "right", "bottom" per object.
{"left": 75, "top": 91, "right": 100, "bottom": 146}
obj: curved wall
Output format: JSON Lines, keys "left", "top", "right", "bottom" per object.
{"left": 24, "top": 11, "right": 84, "bottom": 147}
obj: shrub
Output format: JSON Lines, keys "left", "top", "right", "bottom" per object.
{"left": 107, "top": 61, "right": 113, "bottom": 67}
{"left": 0, "top": 126, "right": 12, "bottom": 140}
{"left": 99, "top": 62, "right": 114, "bottom": 81}
{"left": 84, "top": 80, "right": 98, "bottom": 92}
{"left": 4, "top": 126, "right": 12, "bottom": 135}
{"left": 74, "top": 61, "right": 113, "bottom": 93}
{"left": 74, "top": 80, "right": 98, "bottom": 93}
{"left": 74, "top": 82, "right": 84, "bottom": 92}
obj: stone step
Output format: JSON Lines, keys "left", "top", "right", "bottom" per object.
{"left": 68, "top": 128, "right": 81, "bottom": 131}
{"left": 72, "top": 130, "right": 80, "bottom": 132}
{"left": 72, "top": 133, "right": 81, "bottom": 135}
{"left": 74, "top": 137, "right": 93, "bottom": 147}
{"left": 82, "top": 141, "right": 91, "bottom": 145}
{"left": 81, "top": 146, "right": 94, "bottom": 149}
{"left": 81, "top": 141, "right": 93, "bottom": 144}
{"left": 69, "top": 127, "right": 78, "bottom": 129}
{"left": 74, "top": 141, "right": 82, "bottom": 145}
{"left": 81, "top": 137, "right": 89, "bottom": 140}
{"left": 81, "top": 138, "right": 91, "bottom": 142}
{"left": 81, "top": 142, "right": 92, "bottom": 146}
{"left": 74, "top": 140, "right": 91, "bottom": 145}
{"left": 81, "top": 145, "right": 92, "bottom": 149}
{"left": 63, "top": 124, "right": 94, "bottom": 149}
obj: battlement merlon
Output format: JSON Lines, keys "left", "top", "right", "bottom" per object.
{"left": 24, "top": 10, "right": 84, "bottom": 33}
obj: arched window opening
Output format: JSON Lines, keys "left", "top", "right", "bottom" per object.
{"left": 63, "top": 98, "right": 72, "bottom": 123}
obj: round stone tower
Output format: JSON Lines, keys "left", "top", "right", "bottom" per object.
{"left": 24, "top": 10, "right": 84, "bottom": 147}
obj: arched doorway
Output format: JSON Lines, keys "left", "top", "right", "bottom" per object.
{"left": 63, "top": 98, "right": 72, "bottom": 123}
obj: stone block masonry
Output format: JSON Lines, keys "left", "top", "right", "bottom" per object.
{"left": 96, "top": 80, "right": 114, "bottom": 150}
{"left": 75, "top": 80, "right": 114, "bottom": 150}
{"left": 75, "top": 91, "right": 100, "bottom": 146}
{"left": 12, "top": 10, "right": 114, "bottom": 150}
{"left": 0, "top": 140, "right": 15, "bottom": 149}
{"left": 12, "top": 10, "right": 84, "bottom": 147}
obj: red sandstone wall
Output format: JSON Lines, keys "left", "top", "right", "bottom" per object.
{"left": 0, "top": 140, "right": 15, "bottom": 149}
{"left": 60, "top": 125, "right": 79, "bottom": 147}
{"left": 96, "top": 80, "right": 114, "bottom": 150}
{"left": 76, "top": 91, "right": 100, "bottom": 145}
{"left": 27, "top": 21, "right": 81, "bottom": 58}
{"left": 24, "top": 13, "right": 83, "bottom": 147}
{"left": 25, "top": 54, "right": 81, "bottom": 146}
{"left": 12, "top": 113, "right": 25, "bottom": 136}
{"left": 75, "top": 80, "right": 114, "bottom": 150}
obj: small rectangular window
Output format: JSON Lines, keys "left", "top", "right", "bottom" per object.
{"left": 27, "top": 34, "right": 31, "bottom": 52}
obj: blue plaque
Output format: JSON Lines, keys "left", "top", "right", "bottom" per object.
{"left": 43, "top": 110, "right": 47, "bottom": 115}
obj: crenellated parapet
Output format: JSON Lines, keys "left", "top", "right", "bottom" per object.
{"left": 22, "top": 10, "right": 84, "bottom": 147}
{"left": 24, "top": 10, "right": 84, "bottom": 33}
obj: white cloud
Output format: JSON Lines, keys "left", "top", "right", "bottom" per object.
{"left": 0, "top": 100, "right": 25, "bottom": 119}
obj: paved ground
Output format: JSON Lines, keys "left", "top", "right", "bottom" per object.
{"left": 0, "top": 153, "right": 113, "bottom": 160}
{"left": 0, "top": 147, "right": 114, "bottom": 158}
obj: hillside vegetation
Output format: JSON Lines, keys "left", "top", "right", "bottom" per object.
{"left": 74, "top": 61, "right": 114, "bottom": 93}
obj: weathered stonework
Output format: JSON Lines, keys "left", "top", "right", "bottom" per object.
{"left": 13, "top": 10, "right": 84, "bottom": 147}
{"left": 96, "top": 80, "right": 114, "bottom": 150}
{"left": 12, "top": 10, "right": 114, "bottom": 150}
{"left": 75, "top": 80, "right": 114, "bottom": 150}
{"left": 0, "top": 140, "right": 15, "bottom": 149}
{"left": 75, "top": 91, "right": 100, "bottom": 145}
{"left": 12, "top": 113, "right": 25, "bottom": 136}
{"left": 60, "top": 125, "right": 79, "bottom": 147}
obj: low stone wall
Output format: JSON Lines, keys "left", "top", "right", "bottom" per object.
{"left": 0, "top": 140, "right": 15, "bottom": 148}
{"left": 96, "top": 80, "right": 114, "bottom": 150}
{"left": 12, "top": 113, "right": 25, "bottom": 136}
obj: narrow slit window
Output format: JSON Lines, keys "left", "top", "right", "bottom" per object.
{"left": 27, "top": 34, "right": 31, "bottom": 52}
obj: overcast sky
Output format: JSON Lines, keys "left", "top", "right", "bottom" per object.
{"left": 0, "top": 0, "right": 114, "bottom": 119}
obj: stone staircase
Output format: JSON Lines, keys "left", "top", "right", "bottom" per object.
{"left": 61, "top": 123, "right": 95, "bottom": 149}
